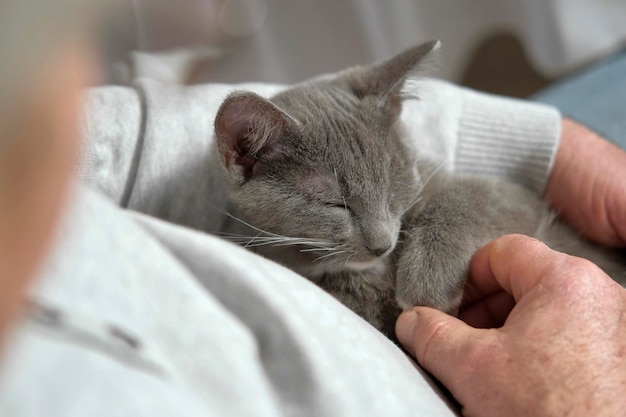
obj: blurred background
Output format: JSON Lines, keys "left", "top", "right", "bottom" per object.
{"left": 98, "top": 0, "right": 626, "bottom": 98}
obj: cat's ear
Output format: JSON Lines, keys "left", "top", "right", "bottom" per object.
{"left": 215, "top": 91, "right": 297, "bottom": 183}
{"left": 349, "top": 40, "right": 440, "bottom": 101}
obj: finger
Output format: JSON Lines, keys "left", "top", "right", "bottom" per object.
{"left": 396, "top": 307, "right": 489, "bottom": 391}
{"left": 459, "top": 290, "right": 515, "bottom": 328}
{"left": 469, "top": 234, "right": 569, "bottom": 302}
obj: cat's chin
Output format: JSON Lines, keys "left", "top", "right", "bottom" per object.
{"left": 344, "top": 258, "right": 388, "bottom": 272}
{"left": 304, "top": 257, "right": 389, "bottom": 279}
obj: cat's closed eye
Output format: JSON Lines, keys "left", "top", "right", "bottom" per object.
{"left": 323, "top": 200, "right": 353, "bottom": 214}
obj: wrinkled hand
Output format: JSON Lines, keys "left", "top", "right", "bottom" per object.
{"left": 396, "top": 234, "right": 626, "bottom": 417}
{"left": 547, "top": 118, "right": 626, "bottom": 247}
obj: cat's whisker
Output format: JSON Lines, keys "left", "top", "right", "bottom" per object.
{"left": 314, "top": 250, "right": 348, "bottom": 263}
{"left": 300, "top": 247, "right": 340, "bottom": 253}
{"left": 273, "top": 236, "right": 337, "bottom": 246}
{"left": 401, "top": 161, "right": 448, "bottom": 216}
{"left": 219, "top": 208, "right": 287, "bottom": 239}
{"left": 402, "top": 195, "right": 422, "bottom": 216}
{"left": 244, "top": 231, "right": 267, "bottom": 248}
{"left": 234, "top": 237, "right": 335, "bottom": 249}
{"left": 273, "top": 241, "right": 335, "bottom": 249}
{"left": 243, "top": 240, "right": 300, "bottom": 248}
{"left": 301, "top": 242, "right": 348, "bottom": 257}
{"left": 342, "top": 254, "right": 354, "bottom": 268}
{"left": 421, "top": 161, "right": 447, "bottom": 188}
{"left": 218, "top": 227, "right": 338, "bottom": 251}
{"left": 219, "top": 233, "right": 285, "bottom": 243}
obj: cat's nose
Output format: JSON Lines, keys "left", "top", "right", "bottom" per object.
{"left": 367, "top": 244, "right": 391, "bottom": 258}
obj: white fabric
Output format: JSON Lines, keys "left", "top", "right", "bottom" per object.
{"left": 0, "top": 188, "right": 457, "bottom": 417}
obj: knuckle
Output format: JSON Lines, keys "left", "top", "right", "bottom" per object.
{"left": 562, "top": 257, "right": 603, "bottom": 283}
{"left": 546, "top": 256, "right": 609, "bottom": 299}
{"left": 502, "top": 234, "right": 544, "bottom": 251}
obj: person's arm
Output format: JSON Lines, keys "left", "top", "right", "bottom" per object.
{"left": 419, "top": 83, "right": 626, "bottom": 247}
{"left": 396, "top": 234, "right": 626, "bottom": 417}
{"left": 546, "top": 118, "right": 626, "bottom": 247}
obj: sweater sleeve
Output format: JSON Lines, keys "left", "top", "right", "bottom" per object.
{"left": 455, "top": 87, "right": 561, "bottom": 194}
{"left": 400, "top": 79, "right": 561, "bottom": 194}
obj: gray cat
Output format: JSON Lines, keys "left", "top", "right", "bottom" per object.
{"left": 213, "top": 41, "right": 624, "bottom": 337}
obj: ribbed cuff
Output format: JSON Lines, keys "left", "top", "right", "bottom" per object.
{"left": 455, "top": 88, "right": 561, "bottom": 194}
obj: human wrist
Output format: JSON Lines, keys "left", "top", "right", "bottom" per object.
{"left": 546, "top": 118, "right": 626, "bottom": 246}
{"left": 546, "top": 118, "right": 580, "bottom": 199}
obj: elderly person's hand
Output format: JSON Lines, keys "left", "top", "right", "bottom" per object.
{"left": 396, "top": 234, "right": 626, "bottom": 417}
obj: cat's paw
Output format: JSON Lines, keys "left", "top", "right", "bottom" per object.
{"left": 395, "top": 273, "right": 464, "bottom": 314}
{"left": 394, "top": 233, "right": 469, "bottom": 314}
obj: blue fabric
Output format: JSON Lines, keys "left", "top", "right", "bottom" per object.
{"left": 533, "top": 50, "right": 626, "bottom": 150}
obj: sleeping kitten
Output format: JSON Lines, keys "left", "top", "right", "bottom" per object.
{"left": 213, "top": 41, "right": 624, "bottom": 337}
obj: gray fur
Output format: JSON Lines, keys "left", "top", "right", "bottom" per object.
{"left": 214, "top": 41, "right": 624, "bottom": 337}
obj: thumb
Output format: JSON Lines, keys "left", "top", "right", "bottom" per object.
{"left": 396, "top": 307, "right": 488, "bottom": 390}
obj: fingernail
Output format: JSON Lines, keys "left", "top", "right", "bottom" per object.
{"left": 396, "top": 310, "right": 419, "bottom": 347}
